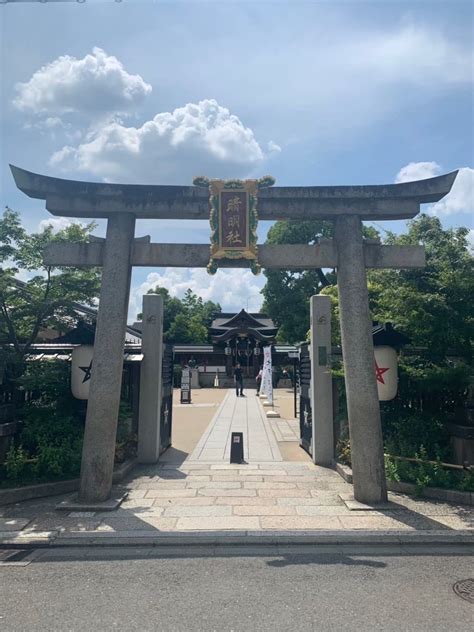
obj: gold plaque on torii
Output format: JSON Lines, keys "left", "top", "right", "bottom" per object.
{"left": 192, "top": 175, "right": 275, "bottom": 274}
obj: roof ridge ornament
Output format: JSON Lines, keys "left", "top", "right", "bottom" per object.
{"left": 193, "top": 175, "right": 275, "bottom": 275}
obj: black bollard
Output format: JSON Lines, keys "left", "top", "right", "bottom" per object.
{"left": 230, "top": 432, "right": 244, "bottom": 464}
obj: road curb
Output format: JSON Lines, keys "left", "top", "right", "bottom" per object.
{"left": 1, "top": 529, "right": 473, "bottom": 549}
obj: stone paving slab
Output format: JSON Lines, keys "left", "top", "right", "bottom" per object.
{"left": 0, "top": 518, "right": 31, "bottom": 531}
{"left": 0, "top": 461, "right": 472, "bottom": 543}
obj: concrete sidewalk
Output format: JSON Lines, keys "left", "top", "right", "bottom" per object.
{"left": 0, "top": 460, "right": 472, "bottom": 547}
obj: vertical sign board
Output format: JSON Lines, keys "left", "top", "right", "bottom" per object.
{"left": 298, "top": 343, "right": 313, "bottom": 456}
{"left": 259, "top": 345, "right": 273, "bottom": 405}
{"left": 288, "top": 349, "right": 300, "bottom": 418}
{"left": 180, "top": 367, "right": 192, "bottom": 404}
{"left": 160, "top": 344, "right": 174, "bottom": 453}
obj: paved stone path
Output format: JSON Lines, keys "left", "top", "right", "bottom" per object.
{"left": 0, "top": 389, "right": 472, "bottom": 541}
{"left": 271, "top": 418, "right": 300, "bottom": 442}
{"left": 189, "top": 391, "right": 282, "bottom": 462}
{"left": 1, "top": 462, "right": 472, "bottom": 540}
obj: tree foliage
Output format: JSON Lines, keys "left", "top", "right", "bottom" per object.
{"left": 140, "top": 286, "right": 221, "bottom": 344}
{"left": 261, "top": 219, "right": 378, "bottom": 343}
{"left": 317, "top": 216, "right": 473, "bottom": 357}
{"left": 368, "top": 215, "right": 473, "bottom": 360}
{"left": 0, "top": 207, "right": 101, "bottom": 370}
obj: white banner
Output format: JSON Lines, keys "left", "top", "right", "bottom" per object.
{"left": 374, "top": 346, "right": 398, "bottom": 401}
{"left": 71, "top": 345, "right": 94, "bottom": 400}
{"left": 260, "top": 346, "right": 273, "bottom": 404}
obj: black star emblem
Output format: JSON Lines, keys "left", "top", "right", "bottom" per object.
{"left": 79, "top": 360, "right": 93, "bottom": 383}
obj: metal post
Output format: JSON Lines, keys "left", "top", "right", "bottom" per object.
{"left": 79, "top": 213, "right": 135, "bottom": 503}
{"left": 335, "top": 215, "right": 387, "bottom": 503}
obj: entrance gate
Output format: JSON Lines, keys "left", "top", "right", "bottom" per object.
{"left": 10, "top": 164, "right": 456, "bottom": 505}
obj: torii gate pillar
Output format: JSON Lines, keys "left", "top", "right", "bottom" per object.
{"left": 335, "top": 215, "right": 387, "bottom": 503}
{"left": 78, "top": 213, "right": 135, "bottom": 503}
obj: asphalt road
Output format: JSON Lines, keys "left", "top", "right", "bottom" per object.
{"left": 1, "top": 545, "right": 473, "bottom": 631}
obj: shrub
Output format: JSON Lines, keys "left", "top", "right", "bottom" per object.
{"left": 384, "top": 454, "right": 474, "bottom": 494}
{"left": 383, "top": 411, "right": 450, "bottom": 461}
{"left": 4, "top": 444, "right": 31, "bottom": 483}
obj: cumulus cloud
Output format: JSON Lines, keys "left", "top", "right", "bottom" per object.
{"left": 431, "top": 168, "right": 474, "bottom": 216}
{"left": 129, "top": 267, "right": 264, "bottom": 322}
{"left": 50, "top": 99, "right": 280, "bottom": 183}
{"left": 38, "top": 217, "right": 83, "bottom": 233}
{"left": 395, "top": 161, "right": 442, "bottom": 183}
{"left": 467, "top": 229, "right": 474, "bottom": 253}
{"left": 13, "top": 47, "right": 152, "bottom": 116}
{"left": 395, "top": 162, "right": 474, "bottom": 216}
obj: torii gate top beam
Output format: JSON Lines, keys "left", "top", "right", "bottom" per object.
{"left": 10, "top": 165, "right": 457, "bottom": 221}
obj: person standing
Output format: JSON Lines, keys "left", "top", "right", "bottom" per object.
{"left": 234, "top": 363, "right": 244, "bottom": 397}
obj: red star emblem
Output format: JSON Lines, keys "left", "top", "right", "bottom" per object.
{"left": 375, "top": 360, "right": 389, "bottom": 385}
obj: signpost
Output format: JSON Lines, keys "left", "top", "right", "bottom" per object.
{"left": 180, "top": 367, "right": 192, "bottom": 404}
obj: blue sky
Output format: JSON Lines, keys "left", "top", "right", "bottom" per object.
{"left": 1, "top": 0, "right": 473, "bottom": 320}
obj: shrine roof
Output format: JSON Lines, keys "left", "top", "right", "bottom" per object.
{"left": 210, "top": 310, "right": 276, "bottom": 331}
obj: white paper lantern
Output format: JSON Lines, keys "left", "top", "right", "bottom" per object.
{"left": 71, "top": 345, "right": 94, "bottom": 400}
{"left": 374, "top": 345, "right": 398, "bottom": 401}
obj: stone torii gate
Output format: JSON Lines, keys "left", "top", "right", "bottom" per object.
{"left": 10, "top": 165, "right": 457, "bottom": 506}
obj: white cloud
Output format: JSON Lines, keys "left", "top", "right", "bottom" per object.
{"left": 431, "top": 168, "right": 474, "bottom": 216}
{"left": 395, "top": 162, "right": 474, "bottom": 216}
{"left": 129, "top": 267, "right": 264, "bottom": 322}
{"left": 50, "top": 99, "right": 280, "bottom": 183}
{"left": 355, "top": 25, "right": 472, "bottom": 86}
{"left": 38, "top": 217, "right": 82, "bottom": 233}
{"left": 467, "top": 229, "right": 474, "bottom": 253}
{"left": 395, "top": 161, "right": 441, "bottom": 183}
{"left": 13, "top": 47, "right": 152, "bottom": 115}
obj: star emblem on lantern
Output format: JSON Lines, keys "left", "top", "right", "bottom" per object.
{"left": 79, "top": 360, "right": 93, "bottom": 383}
{"left": 375, "top": 360, "right": 389, "bottom": 385}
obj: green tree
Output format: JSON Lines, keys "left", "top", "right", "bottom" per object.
{"left": 261, "top": 220, "right": 378, "bottom": 342}
{"left": 139, "top": 286, "right": 221, "bottom": 344}
{"left": 0, "top": 207, "right": 101, "bottom": 373}
{"left": 368, "top": 215, "right": 473, "bottom": 360}
{"left": 166, "top": 312, "right": 208, "bottom": 344}
{"left": 319, "top": 215, "right": 473, "bottom": 357}
{"left": 140, "top": 286, "right": 187, "bottom": 333}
